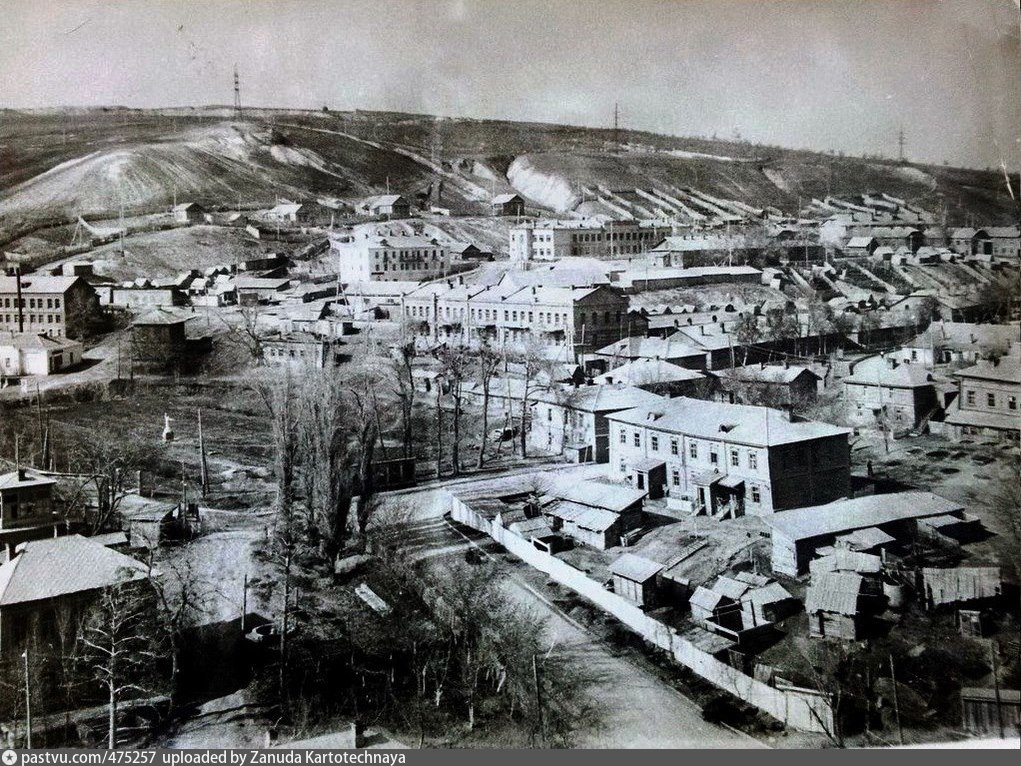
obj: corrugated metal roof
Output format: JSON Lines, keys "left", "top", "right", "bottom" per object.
{"left": 805, "top": 572, "right": 865, "bottom": 615}
{"left": 922, "top": 567, "right": 1001, "bottom": 605}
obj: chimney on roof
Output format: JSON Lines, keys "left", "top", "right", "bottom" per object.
{"left": 887, "top": 356, "right": 898, "bottom": 369}
{"left": 17, "top": 468, "right": 27, "bottom": 481}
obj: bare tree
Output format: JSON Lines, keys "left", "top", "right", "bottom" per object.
{"left": 217, "top": 305, "right": 266, "bottom": 364}
{"left": 435, "top": 343, "right": 472, "bottom": 477}
{"left": 509, "top": 340, "right": 556, "bottom": 459}
{"left": 474, "top": 343, "right": 502, "bottom": 469}
{"left": 79, "top": 580, "right": 170, "bottom": 750}
{"left": 61, "top": 427, "right": 162, "bottom": 535}
{"left": 733, "top": 313, "right": 761, "bottom": 365}
{"left": 390, "top": 341, "right": 417, "bottom": 459}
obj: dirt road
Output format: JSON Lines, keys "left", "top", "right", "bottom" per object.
{"left": 381, "top": 475, "right": 764, "bottom": 749}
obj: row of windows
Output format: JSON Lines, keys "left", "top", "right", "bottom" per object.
{"left": 964, "top": 389, "right": 1018, "bottom": 410}
{"left": 620, "top": 428, "right": 760, "bottom": 469}
{"left": 2, "top": 314, "right": 63, "bottom": 325}
{"left": 0, "top": 297, "right": 62, "bottom": 309}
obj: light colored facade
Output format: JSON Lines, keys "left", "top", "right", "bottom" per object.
{"left": 509, "top": 220, "right": 664, "bottom": 262}
{"left": 843, "top": 356, "right": 938, "bottom": 430}
{"left": 0, "top": 332, "right": 83, "bottom": 377}
{"left": 944, "top": 350, "right": 1021, "bottom": 440}
{"left": 335, "top": 235, "right": 450, "bottom": 283}
{"left": 0, "top": 275, "right": 101, "bottom": 339}
{"left": 402, "top": 280, "right": 644, "bottom": 356}
{"left": 607, "top": 397, "right": 850, "bottom": 517}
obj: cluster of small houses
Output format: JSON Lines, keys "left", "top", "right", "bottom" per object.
{"left": 446, "top": 462, "right": 1017, "bottom": 735}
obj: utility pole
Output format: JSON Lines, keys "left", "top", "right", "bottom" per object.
{"left": 612, "top": 101, "right": 620, "bottom": 149}
{"left": 897, "top": 126, "right": 906, "bottom": 164}
{"left": 23, "top": 648, "right": 32, "bottom": 748}
{"left": 989, "top": 640, "right": 1005, "bottom": 739}
{"left": 233, "top": 64, "right": 242, "bottom": 121}
{"left": 532, "top": 653, "right": 545, "bottom": 747}
{"left": 241, "top": 573, "right": 249, "bottom": 633}
{"left": 889, "top": 654, "right": 904, "bottom": 746}
{"left": 198, "top": 409, "right": 209, "bottom": 498}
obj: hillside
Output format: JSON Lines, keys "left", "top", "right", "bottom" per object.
{"left": 1, "top": 107, "right": 1016, "bottom": 234}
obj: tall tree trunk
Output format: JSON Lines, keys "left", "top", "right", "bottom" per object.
{"left": 451, "top": 386, "right": 461, "bottom": 477}
{"left": 108, "top": 681, "right": 117, "bottom": 750}
{"left": 435, "top": 384, "right": 443, "bottom": 478}
{"left": 477, "top": 382, "right": 490, "bottom": 469}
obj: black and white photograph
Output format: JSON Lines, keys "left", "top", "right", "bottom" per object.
{"left": 0, "top": 0, "right": 1019, "bottom": 752}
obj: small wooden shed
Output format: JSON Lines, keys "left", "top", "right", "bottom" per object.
{"left": 610, "top": 553, "right": 664, "bottom": 608}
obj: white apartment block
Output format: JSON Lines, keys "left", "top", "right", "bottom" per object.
{"left": 509, "top": 220, "right": 666, "bottom": 262}
{"left": 334, "top": 235, "right": 450, "bottom": 282}
{"left": 607, "top": 397, "right": 850, "bottom": 517}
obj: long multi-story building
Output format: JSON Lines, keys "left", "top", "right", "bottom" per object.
{"left": 334, "top": 235, "right": 450, "bottom": 282}
{"left": 402, "top": 278, "right": 646, "bottom": 356}
{"left": 509, "top": 219, "right": 666, "bottom": 262}
{"left": 607, "top": 397, "right": 850, "bottom": 517}
{"left": 0, "top": 275, "right": 101, "bottom": 339}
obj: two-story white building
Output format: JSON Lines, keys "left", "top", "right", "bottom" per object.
{"left": 334, "top": 235, "right": 450, "bottom": 283}
{"left": 402, "top": 279, "right": 645, "bottom": 356}
{"left": 607, "top": 397, "right": 851, "bottom": 517}
{"left": 509, "top": 219, "right": 664, "bottom": 262}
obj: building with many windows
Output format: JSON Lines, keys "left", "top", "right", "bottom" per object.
{"left": 334, "top": 235, "right": 450, "bottom": 282}
{"left": 0, "top": 275, "right": 101, "bottom": 339}
{"left": 607, "top": 397, "right": 850, "bottom": 517}
{"left": 402, "top": 279, "right": 644, "bottom": 356}
{"left": 943, "top": 347, "right": 1021, "bottom": 441}
{"left": 509, "top": 219, "right": 665, "bottom": 262}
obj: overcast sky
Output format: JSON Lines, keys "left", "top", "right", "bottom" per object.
{"left": 1, "top": 0, "right": 1018, "bottom": 168}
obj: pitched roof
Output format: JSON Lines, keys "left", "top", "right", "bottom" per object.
{"left": 954, "top": 354, "right": 1021, "bottom": 384}
{"left": 690, "top": 585, "right": 731, "bottom": 611}
{"left": 921, "top": 567, "right": 1001, "bottom": 605}
{"left": 911, "top": 321, "right": 1019, "bottom": 354}
{"left": 594, "top": 358, "right": 706, "bottom": 387}
{"left": 365, "top": 194, "right": 405, "bottom": 208}
{"left": 846, "top": 236, "right": 876, "bottom": 248}
{"left": 491, "top": 193, "right": 522, "bottom": 204}
{"left": 607, "top": 396, "right": 849, "bottom": 448}
{"left": 764, "top": 492, "right": 963, "bottom": 542}
{"left": 0, "top": 275, "right": 82, "bottom": 295}
{"left": 610, "top": 553, "right": 665, "bottom": 582}
{"left": 547, "top": 501, "right": 619, "bottom": 532}
{"left": 810, "top": 549, "right": 883, "bottom": 575}
{"left": 0, "top": 535, "right": 149, "bottom": 606}
{"left": 551, "top": 479, "right": 646, "bottom": 513}
{"left": 535, "top": 384, "right": 666, "bottom": 414}
{"left": 0, "top": 332, "right": 81, "bottom": 351}
{"left": 845, "top": 357, "right": 934, "bottom": 388}
{"left": 0, "top": 469, "right": 57, "bottom": 491}
{"left": 131, "top": 307, "right": 194, "bottom": 326}
{"left": 713, "top": 576, "right": 752, "bottom": 600}
{"left": 836, "top": 526, "right": 896, "bottom": 551}
{"left": 595, "top": 335, "right": 705, "bottom": 361}
{"left": 716, "top": 365, "right": 818, "bottom": 386}
{"left": 805, "top": 572, "right": 865, "bottom": 615}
